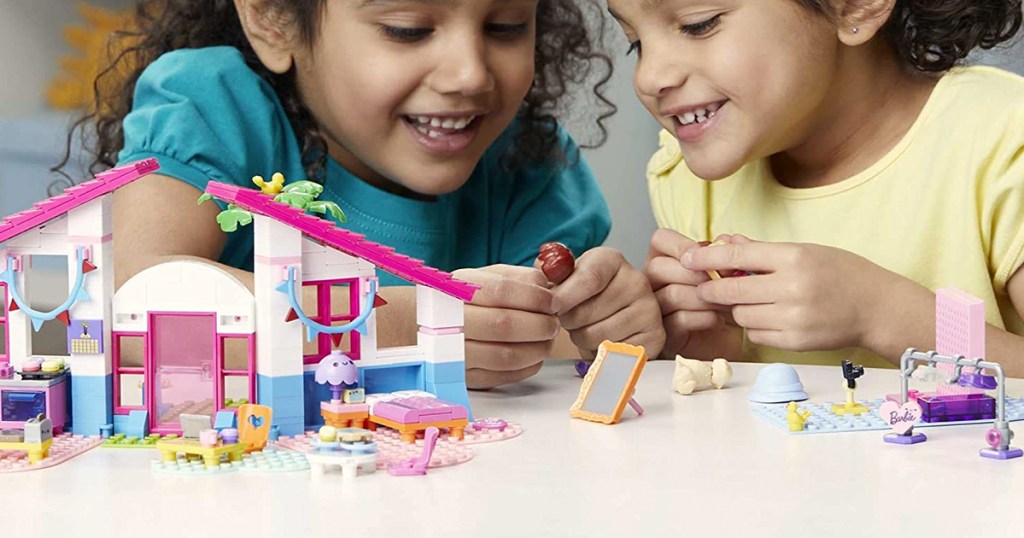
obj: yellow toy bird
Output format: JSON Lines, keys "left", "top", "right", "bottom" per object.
{"left": 253, "top": 173, "right": 286, "bottom": 195}
{"left": 786, "top": 401, "right": 811, "bottom": 431}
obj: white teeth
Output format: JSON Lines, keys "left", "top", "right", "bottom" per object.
{"left": 408, "top": 114, "right": 477, "bottom": 136}
{"left": 675, "top": 103, "right": 722, "bottom": 126}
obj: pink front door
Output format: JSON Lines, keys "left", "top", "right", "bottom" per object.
{"left": 148, "top": 313, "right": 216, "bottom": 433}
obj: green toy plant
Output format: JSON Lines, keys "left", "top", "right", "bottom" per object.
{"left": 198, "top": 177, "right": 347, "bottom": 233}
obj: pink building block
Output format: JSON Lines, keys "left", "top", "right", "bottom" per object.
{"left": 935, "top": 287, "right": 985, "bottom": 395}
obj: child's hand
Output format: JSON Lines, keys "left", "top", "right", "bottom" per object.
{"left": 452, "top": 265, "right": 560, "bottom": 389}
{"left": 644, "top": 229, "right": 729, "bottom": 357}
{"left": 549, "top": 247, "right": 665, "bottom": 361}
{"left": 682, "top": 235, "right": 895, "bottom": 352}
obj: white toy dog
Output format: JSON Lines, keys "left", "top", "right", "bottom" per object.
{"left": 672, "top": 356, "right": 733, "bottom": 395}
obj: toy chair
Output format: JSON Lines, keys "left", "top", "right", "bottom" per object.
{"left": 388, "top": 427, "right": 439, "bottom": 476}
{"left": 237, "top": 404, "right": 272, "bottom": 453}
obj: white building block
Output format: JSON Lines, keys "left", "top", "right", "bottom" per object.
{"left": 6, "top": 227, "right": 42, "bottom": 249}
{"left": 302, "top": 237, "right": 329, "bottom": 254}
{"left": 66, "top": 354, "right": 109, "bottom": 377}
{"left": 372, "top": 346, "right": 427, "bottom": 367}
{"left": 256, "top": 345, "right": 304, "bottom": 377}
{"left": 416, "top": 286, "right": 464, "bottom": 329}
{"left": 254, "top": 216, "right": 303, "bottom": 259}
{"left": 417, "top": 332, "right": 466, "bottom": 364}
{"left": 39, "top": 218, "right": 67, "bottom": 236}
{"left": 252, "top": 218, "right": 303, "bottom": 380}
{"left": 67, "top": 238, "right": 113, "bottom": 376}
{"left": 359, "top": 312, "right": 378, "bottom": 363}
{"left": 113, "top": 261, "right": 255, "bottom": 333}
{"left": 66, "top": 197, "right": 111, "bottom": 237}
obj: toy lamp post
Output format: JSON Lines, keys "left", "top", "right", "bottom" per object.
{"left": 315, "top": 350, "right": 358, "bottom": 404}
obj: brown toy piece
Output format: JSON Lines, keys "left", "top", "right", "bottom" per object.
{"left": 538, "top": 242, "right": 575, "bottom": 284}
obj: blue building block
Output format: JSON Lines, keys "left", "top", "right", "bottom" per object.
{"left": 427, "top": 381, "right": 473, "bottom": 421}
{"left": 425, "top": 361, "right": 466, "bottom": 385}
{"left": 359, "top": 363, "right": 424, "bottom": 394}
{"left": 257, "top": 375, "right": 304, "bottom": 436}
{"left": 119, "top": 410, "right": 149, "bottom": 439}
{"left": 214, "top": 410, "right": 237, "bottom": 430}
{"left": 303, "top": 371, "right": 334, "bottom": 428}
{"left": 70, "top": 374, "right": 112, "bottom": 436}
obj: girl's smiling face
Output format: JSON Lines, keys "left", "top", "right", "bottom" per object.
{"left": 292, "top": 0, "right": 538, "bottom": 196}
{"left": 608, "top": 0, "right": 841, "bottom": 180}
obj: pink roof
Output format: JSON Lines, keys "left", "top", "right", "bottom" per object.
{"left": 0, "top": 159, "right": 160, "bottom": 246}
{"left": 205, "top": 181, "right": 479, "bottom": 302}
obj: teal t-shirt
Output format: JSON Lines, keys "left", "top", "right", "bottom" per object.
{"left": 118, "top": 47, "right": 611, "bottom": 287}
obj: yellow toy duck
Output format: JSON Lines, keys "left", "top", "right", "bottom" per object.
{"left": 253, "top": 173, "right": 286, "bottom": 195}
{"left": 787, "top": 402, "right": 811, "bottom": 432}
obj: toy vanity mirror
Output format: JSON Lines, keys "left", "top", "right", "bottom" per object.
{"left": 570, "top": 341, "right": 648, "bottom": 424}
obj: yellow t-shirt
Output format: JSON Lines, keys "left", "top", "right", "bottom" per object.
{"left": 647, "top": 66, "right": 1024, "bottom": 368}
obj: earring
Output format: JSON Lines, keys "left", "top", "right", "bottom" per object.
{"left": 852, "top": 27, "right": 859, "bottom": 34}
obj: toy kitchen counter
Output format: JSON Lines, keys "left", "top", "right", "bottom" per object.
{"left": 0, "top": 370, "right": 68, "bottom": 434}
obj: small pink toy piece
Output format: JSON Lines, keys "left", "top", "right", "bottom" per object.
{"left": 387, "top": 427, "right": 439, "bottom": 476}
{"left": 199, "top": 429, "right": 220, "bottom": 447}
{"left": 879, "top": 400, "right": 922, "bottom": 435}
{"left": 472, "top": 418, "right": 508, "bottom": 432}
{"left": 627, "top": 397, "right": 645, "bottom": 416}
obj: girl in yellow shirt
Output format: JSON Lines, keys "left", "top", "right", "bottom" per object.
{"left": 607, "top": 1, "right": 1024, "bottom": 373}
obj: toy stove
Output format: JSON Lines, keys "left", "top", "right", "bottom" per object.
{"left": 0, "top": 369, "right": 68, "bottom": 434}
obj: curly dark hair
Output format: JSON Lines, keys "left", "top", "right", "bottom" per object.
{"left": 56, "top": 0, "right": 615, "bottom": 187}
{"left": 798, "top": 0, "right": 1022, "bottom": 72}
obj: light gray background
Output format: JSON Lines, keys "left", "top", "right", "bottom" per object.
{"left": 1, "top": 0, "right": 1021, "bottom": 266}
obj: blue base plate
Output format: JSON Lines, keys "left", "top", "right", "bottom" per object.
{"left": 752, "top": 397, "right": 1024, "bottom": 435}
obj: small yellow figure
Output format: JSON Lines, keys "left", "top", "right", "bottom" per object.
{"left": 787, "top": 402, "right": 811, "bottom": 431}
{"left": 830, "top": 360, "right": 870, "bottom": 416}
{"left": 253, "top": 173, "right": 286, "bottom": 195}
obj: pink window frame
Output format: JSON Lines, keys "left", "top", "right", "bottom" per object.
{"left": 111, "top": 322, "right": 256, "bottom": 418}
{"left": 111, "top": 331, "right": 147, "bottom": 414}
{"left": 218, "top": 334, "right": 257, "bottom": 408}
{"left": 302, "top": 278, "right": 361, "bottom": 365}
{"left": 0, "top": 283, "right": 8, "bottom": 365}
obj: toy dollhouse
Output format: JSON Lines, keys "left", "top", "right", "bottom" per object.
{"left": 0, "top": 159, "right": 479, "bottom": 438}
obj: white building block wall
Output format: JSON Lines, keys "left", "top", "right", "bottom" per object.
{"left": 253, "top": 216, "right": 304, "bottom": 378}
{"left": 112, "top": 260, "right": 255, "bottom": 335}
{"left": 416, "top": 285, "right": 464, "bottom": 329}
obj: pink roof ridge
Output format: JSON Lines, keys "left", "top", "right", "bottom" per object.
{"left": 0, "top": 158, "right": 160, "bottom": 246}
{"left": 204, "top": 181, "right": 480, "bottom": 302}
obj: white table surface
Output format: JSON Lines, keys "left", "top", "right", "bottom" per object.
{"left": 5, "top": 360, "right": 1024, "bottom": 537}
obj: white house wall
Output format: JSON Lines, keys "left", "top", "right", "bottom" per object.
{"left": 66, "top": 198, "right": 113, "bottom": 377}
{"left": 2, "top": 199, "right": 115, "bottom": 375}
{"left": 113, "top": 260, "right": 255, "bottom": 335}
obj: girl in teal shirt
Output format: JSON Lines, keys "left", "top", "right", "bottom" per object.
{"left": 64, "top": 0, "right": 665, "bottom": 388}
